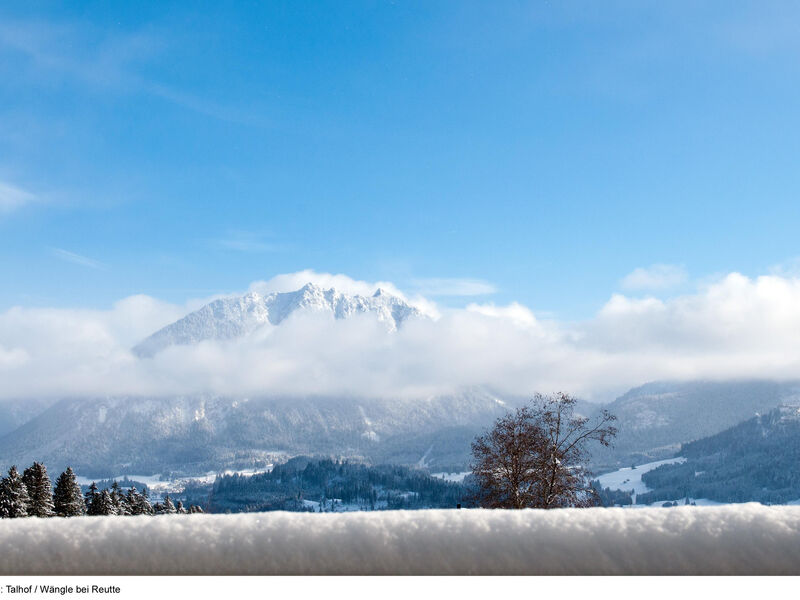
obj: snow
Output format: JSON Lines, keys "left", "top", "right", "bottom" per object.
{"left": 133, "top": 282, "right": 424, "bottom": 357}
{"left": 74, "top": 466, "right": 273, "bottom": 496}
{"left": 595, "top": 458, "right": 767, "bottom": 507}
{"left": 595, "top": 457, "right": 686, "bottom": 498}
{"left": 431, "top": 471, "right": 471, "bottom": 483}
{"left": 416, "top": 445, "right": 433, "bottom": 468}
{"left": 75, "top": 473, "right": 168, "bottom": 490}
{"left": 192, "top": 466, "right": 273, "bottom": 484}
{"left": 2, "top": 505, "right": 800, "bottom": 574}
{"left": 631, "top": 498, "right": 724, "bottom": 508}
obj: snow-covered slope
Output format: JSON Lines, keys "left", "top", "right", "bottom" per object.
{"left": 2, "top": 505, "right": 800, "bottom": 575}
{"left": 133, "top": 283, "right": 424, "bottom": 357}
{"left": 0, "top": 398, "right": 56, "bottom": 437}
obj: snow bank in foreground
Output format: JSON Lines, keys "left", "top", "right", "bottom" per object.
{"left": 2, "top": 505, "right": 800, "bottom": 575}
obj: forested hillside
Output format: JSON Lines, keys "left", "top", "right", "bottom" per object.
{"left": 590, "top": 380, "right": 799, "bottom": 469}
{"left": 638, "top": 406, "right": 800, "bottom": 504}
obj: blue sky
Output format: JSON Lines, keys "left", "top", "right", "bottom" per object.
{"left": 2, "top": 1, "right": 800, "bottom": 318}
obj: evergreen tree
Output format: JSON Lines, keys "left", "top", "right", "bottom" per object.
{"left": 110, "top": 481, "right": 129, "bottom": 515}
{"left": 188, "top": 505, "right": 204, "bottom": 514}
{"left": 139, "top": 490, "right": 154, "bottom": 515}
{"left": 162, "top": 495, "right": 177, "bottom": 514}
{"left": 53, "top": 467, "right": 86, "bottom": 517}
{"left": 175, "top": 500, "right": 187, "bottom": 514}
{"left": 94, "top": 489, "right": 118, "bottom": 516}
{"left": 126, "top": 486, "right": 142, "bottom": 515}
{"left": 0, "top": 478, "right": 9, "bottom": 518}
{"left": 84, "top": 482, "right": 100, "bottom": 515}
{"left": 22, "top": 462, "right": 54, "bottom": 517}
{"left": 136, "top": 486, "right": 154, "bottom": 515}
{"left": 124, "top": 486, "right": 153, "bottom": 515}
{"left": 0, "top": 466, "right": 30, "bottom": 518}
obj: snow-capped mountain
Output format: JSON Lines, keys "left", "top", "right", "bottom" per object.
{"left": 133, "top": 282, "right": 424, "bottom": 357}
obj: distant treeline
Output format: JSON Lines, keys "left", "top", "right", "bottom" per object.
{"left": 589, "top": 481, "right": 633, "bottom": 507}
{"left": 0, "top": 462, "right": 202, "bottom": 518}
{"left": 198, "top": 456, "right": 470, "bottom": 513}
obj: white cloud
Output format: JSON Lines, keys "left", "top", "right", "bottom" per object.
{"left": 621, "top": 263, "right": 687, "bottom": 291}
{"left": 412, "top": 278, "right": 496, "bottom": 297}
{"left": 768, "top": 256, "right": 800, "bottom": 278}
{"left": 0, "top": 344, "right": 28, "bottom": 370}
{"left": 0, "top": 180, "right": 34, "bottom": 213}
{"left": 466, "top": 302, "right": 539, "bottom": 328}
{"left": 50, "top": 247, "right": 107, "bottom": 270}
{"left": 3, "top": 270, "right": 800, "bottom": 402}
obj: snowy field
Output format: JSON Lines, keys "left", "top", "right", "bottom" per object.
{"left": 2, "top": 505, "right": 800, "bottom": 575}
{"left": 74, "top": 466, "right": 273, "bottom": 499}
{"left": 595, "top": 457, "right": 686, "bottom": 497}
{"left": 431, "top": 471, "right": 471, "bottom": 483}
{"left": 594, "top": 459, "right": 734, "bottom": 507}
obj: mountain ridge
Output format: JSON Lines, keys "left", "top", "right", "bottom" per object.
{"left": 133, "top": 282, "right": 424, "bottom": 358}
{"left": 0, "top": 389, "right": 515, "bottom": 477}
{"left": 590, "top": 379, "right": 800, "bottom": 469}
{"left": 2, "top": 379, "right": 797, "bottom": 478}
{"left": 635, "top": 404, "right": 800, "bottom": 504}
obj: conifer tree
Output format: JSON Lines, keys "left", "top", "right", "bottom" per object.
{"left": 175, "top": 500, "right": 187, "bottom": 514}
{"left": 85, "top": 482, "right": 100, "bottom": 515}
{"left": 0, "top": 466, "right": 30, "bottom": 518}
{"left": 126, "top": 486, "right": 142, "bottom": 515}
{"left": 188, "top": 505, "right": 204, "bottom": 514}
{"left": 110, "top": 481, "right": 129, "bottom": 515}
{"left": 53, "top": 467, "right": 86, "bottom": 517}
{"left": 162, "top": 495, "right": 177, "bottom": 514}
{"left": 139, "top": 489, "right": 154, "bottom": 515}
{"left": 0, "top": 478, "right": 9, "bottom": 518}
{"left": 124, "top": 486, "right": 153, "bottom": 515}
{"left": 22, "top": 462, "right": 54, "bottom": 517}
{"left": 94, "top": 489, "right": 118, "bottom": 516}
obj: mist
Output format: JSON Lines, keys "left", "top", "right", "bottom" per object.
{"left": 1, "top": 270, "right": 800, "bottom": 402}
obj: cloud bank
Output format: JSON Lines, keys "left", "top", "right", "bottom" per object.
{"left": 621, "top": 263, "right": 687, "bottom": 291}
{"left": 2, "top": 270, "right": 800, "bottom": 401}
{"left": 411, "top": 277, "right": 497, "bottom": 297}
{"left": 1, "top": 506, "right": 800, "bottom": 575}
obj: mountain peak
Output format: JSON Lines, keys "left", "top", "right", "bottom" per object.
{"left": 132, "top": 283, "right": 423, "bottom": 358}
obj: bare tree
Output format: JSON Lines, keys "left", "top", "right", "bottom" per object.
{"left": 471, "top": 392, "right": 616, "bottom": 508}
{"left": 469, "top": 405, "right": 541, "bottom": 509}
